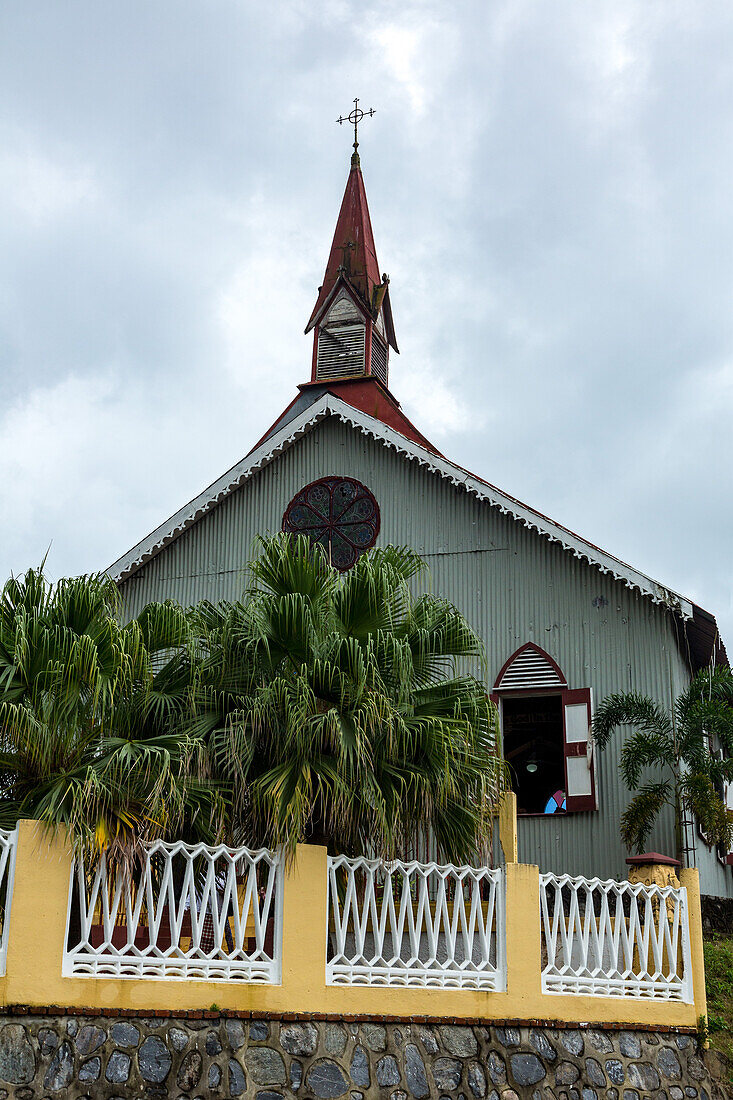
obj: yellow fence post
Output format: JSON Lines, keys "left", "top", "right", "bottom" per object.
{"left": 498, "top": 791, "right": 518, "bottom": 864}
{"left": 3, "top": 819, "right": 72, "bottom": 1006}
{"left": 280, "top": 843, "right": 328, "bottom": 1001}
{"left": 504, "top": 862, "right": 543, "bottom": 1007}
{"left": 679, "top": 866, "right": 707, "bottom": 1034}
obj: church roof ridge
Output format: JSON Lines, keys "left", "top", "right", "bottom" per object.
{"left": 107, "top": 393, "right": 696, "bottom": 625}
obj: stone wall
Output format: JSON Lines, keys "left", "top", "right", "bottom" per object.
{"left": 702, "top": 894, "right": 733, "bottom": 936}
{"left": 0, "top": 1015, "right": 726, "bottom": 1100}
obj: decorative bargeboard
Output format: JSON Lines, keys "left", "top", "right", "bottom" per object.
{"left": 540, "top": 872, "right": 693, "bottom": 1001}
{"left": 326, "top": 855, "right": 505, "bottom": 990}
{"left": 64, "top": 840, "right": 281, "bottom": 982}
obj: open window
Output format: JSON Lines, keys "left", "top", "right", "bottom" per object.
{"left": 492, "top": 643, "right": 598, "bottom": 815}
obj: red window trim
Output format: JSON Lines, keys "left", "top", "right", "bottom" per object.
{"left": 562, "top": 687, "right": 597, "bottom": 813}
{"left": 492, "top": 641, "right": 567, "bottom": 691}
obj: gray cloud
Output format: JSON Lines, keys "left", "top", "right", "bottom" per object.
{"left": 0, "top": 1, "right": 731, "bottom": 643}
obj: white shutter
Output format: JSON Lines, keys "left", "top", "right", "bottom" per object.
{"left": 725, "top": 780, "right": 733, "bottom": 813}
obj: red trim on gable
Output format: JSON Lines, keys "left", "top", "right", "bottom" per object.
{"left": 303, "top": 379, "right": 441, "bottom": 455}
{"left": 493, "top": 642, "right": 568, "bottom": 691}
{"left": 307, "top": 274, "right": 375, "bottom": 334}
{"left": 248, "top": 392, "right": 304, "bottom": 455}
{"left": 249, "top": 378, "right": 442, "bottom": 459}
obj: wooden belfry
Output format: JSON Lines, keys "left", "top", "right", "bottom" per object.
{"left": 305, "top": 98, "right": 397, "bottom": 388}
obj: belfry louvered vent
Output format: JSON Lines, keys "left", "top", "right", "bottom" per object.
{"left": 496, "top": 645, "right": 567, "bottom": 691}
{"left": 316, "top": 324, "right": 366, "bottom": 380}
{"left": 371, "top": 335, "right": 388, "bottom": 385}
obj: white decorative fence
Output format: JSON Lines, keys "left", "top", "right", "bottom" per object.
{"left": 540, "top": 872, "right": 693, "bottom": 1001}
{"left": 0, "top": 829, "right": 18, "bottom": 977}
{"left": 326, "top": 855, "right": 505, "bottom": 990}
{"left": 64, "top": 840, "right": 281, "bottom": 982}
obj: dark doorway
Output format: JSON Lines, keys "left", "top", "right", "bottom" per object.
{"left": 502, "top": 695, "right": 566, "bottom": 815}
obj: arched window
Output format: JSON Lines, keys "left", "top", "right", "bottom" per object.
{"left": 492, "top": 643, "right": 597, "bottom": 815}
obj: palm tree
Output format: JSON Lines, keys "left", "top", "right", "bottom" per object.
{"left": 593, "top": 666, "right": 733, "bottom": 864}
{"left": 0, "top": 568, "right": 220, "bottom": 863}
{"left": 191, "top": 534, "right": 507, "bottom": 862}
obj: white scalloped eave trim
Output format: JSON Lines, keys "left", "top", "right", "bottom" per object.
{"left": 107, "top": 397, "right": 692, "bottom": 619}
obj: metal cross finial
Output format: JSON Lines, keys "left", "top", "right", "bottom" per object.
{"left": 336, "top": 97, "right": 375, "bottom": 155}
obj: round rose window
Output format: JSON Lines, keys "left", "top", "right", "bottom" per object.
{"left": 282, "top": 476, "right": 380, "bottom": 571}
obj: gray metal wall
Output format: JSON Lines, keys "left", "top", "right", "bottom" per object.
{"left": 119, "top": 415, "right": 730, "bottom": 896}
{"left": 693, "top": 808, "right": 733, "bottom": 897}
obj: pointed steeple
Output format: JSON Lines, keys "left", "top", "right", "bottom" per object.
{"left": 305, "top": 154, "right": 397, "bottom": 388}
{"left": 249, "top": 142, "right": 440, "bottom": 458}
{"left": 305, "top": 153, "right": 386, "bottom": 332}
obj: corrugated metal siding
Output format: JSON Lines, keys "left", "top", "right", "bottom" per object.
{"left": 694, "top": 815, "right": 733, "bottom": 897}
{"left": 119, "top": 416, "right": 731, "bottom": 896}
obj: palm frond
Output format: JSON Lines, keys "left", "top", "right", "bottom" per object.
{"left": 593, "top": 692, "right": 673, "bottom": 751}
{"left": 597, "top": 666, "right": 733, "bottom": 865}
{"left": 620, "top": 782, "right": 672, "bottom": 853}
{"left": 194, "top": 536, "right": 507, "bottom": 859}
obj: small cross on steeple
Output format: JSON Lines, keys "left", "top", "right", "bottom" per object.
{"left": 336, "top": 98, "right": 375, "bottom": 163}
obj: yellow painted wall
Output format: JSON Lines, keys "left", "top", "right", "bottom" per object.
{"left": 0, "top": 820, "right": 706, "bottom": 1028}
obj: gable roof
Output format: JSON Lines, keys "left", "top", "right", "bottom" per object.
{"left": 108, "top": 392, "right": 695, "bottom": 610}
{"left": 109, "top": 392, "right": 729, "bottom": 668}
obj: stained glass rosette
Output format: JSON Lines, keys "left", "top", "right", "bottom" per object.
{"left": 282, "top": 477, "right": 380, "bottom": 571}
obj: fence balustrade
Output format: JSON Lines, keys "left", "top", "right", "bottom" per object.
{"left": 0, "top": 829, "right": 18, "bottom": 977}
{"left": 64, "top": 840, "right": 281, "bottom": 982}
{"left": 326, "top": 855, "right": 505, "bottom": 990}
{"left": 0, "top": 817, "right": 701, "bottom": 1021}
{"left": 540, "top": 872, "right": 693, "bottom": 1001}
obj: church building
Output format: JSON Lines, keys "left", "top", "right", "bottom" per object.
{"left": 108, "top": 139, "right": 731, "bottom": 900}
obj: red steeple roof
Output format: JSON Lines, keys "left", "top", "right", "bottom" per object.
{"left": 306, "top": 154, "right": 396, "bottom": 350}
{"left": 247, "top": 150, "right": 435, "bottom": 457}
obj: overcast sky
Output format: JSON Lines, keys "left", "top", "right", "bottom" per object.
{"left": 1, "top": 2, "right": 732, "bottom": 643}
